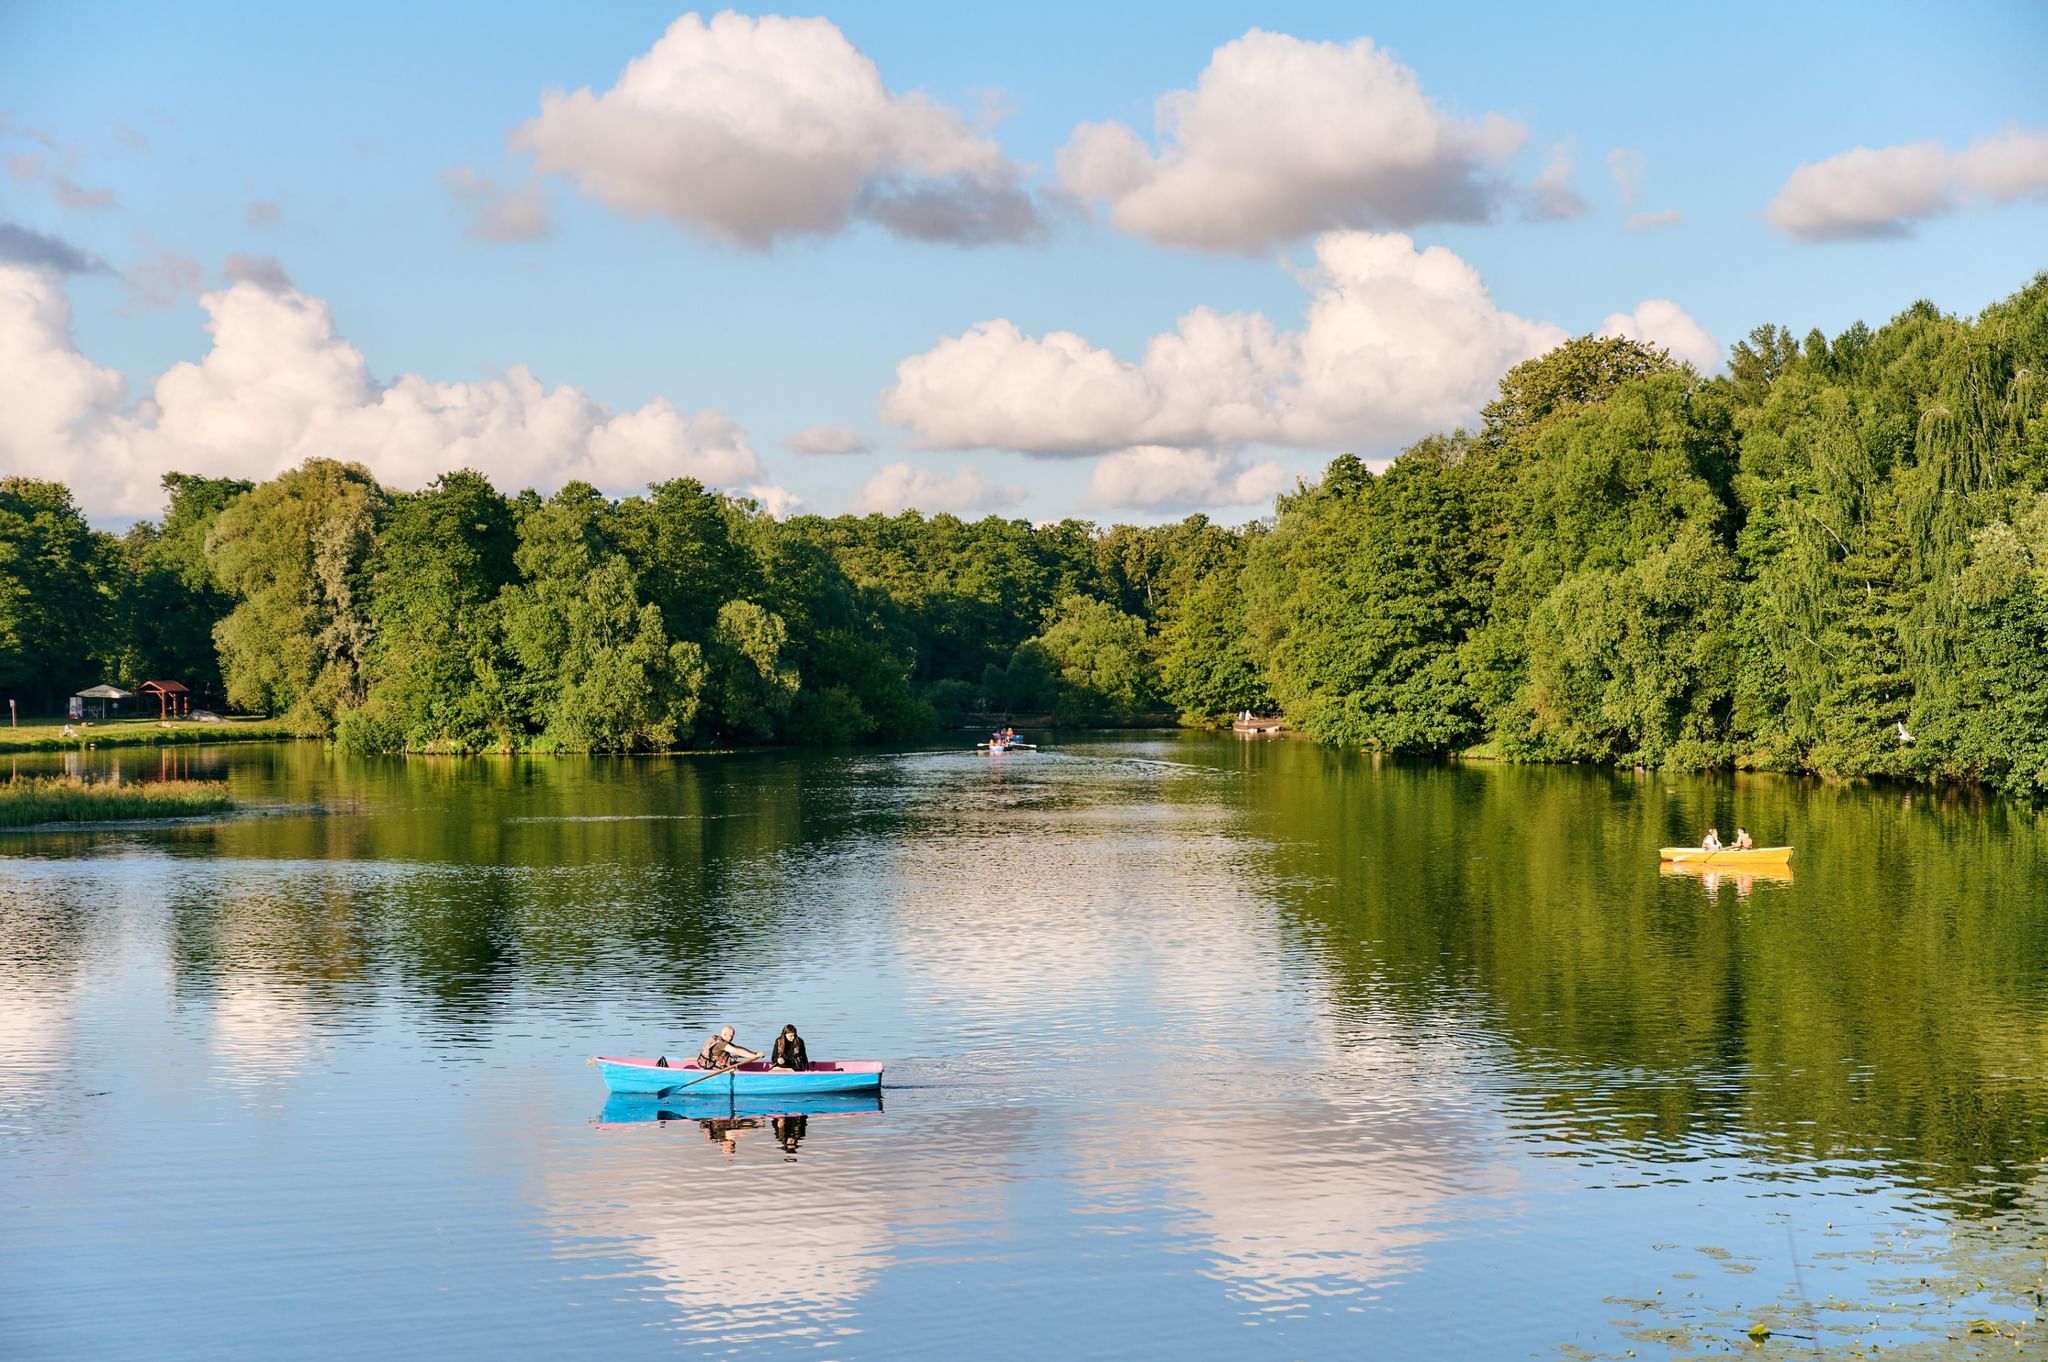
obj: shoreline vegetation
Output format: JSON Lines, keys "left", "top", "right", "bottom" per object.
{"left": 0, "top": 776, "right": 234, "bottom": 827}
{"left": 4, "top": 274, "right": 2046, "bottom": 794}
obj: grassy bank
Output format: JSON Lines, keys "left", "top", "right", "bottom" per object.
{"left": 0, "top": 776, "right": 235, "bottom": 827}
{"left": 0, "top": 717, "right": 301, "bottom": 753}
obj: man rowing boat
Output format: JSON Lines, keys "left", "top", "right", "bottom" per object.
{"left": 698, "top": 1024, "right": 761, "bottom": 1070}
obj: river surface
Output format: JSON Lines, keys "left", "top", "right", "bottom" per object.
{"left": 3, "top": 737, "right": 2046, "bottom": 1359}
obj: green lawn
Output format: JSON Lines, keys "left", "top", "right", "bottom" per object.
{"left": 0, "top": 715, "right": 302, "bottom": 752}
{"left": 0, "top": 775, "right": 235, "bottom": 827}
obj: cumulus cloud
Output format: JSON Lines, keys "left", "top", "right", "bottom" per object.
{"left": 1625, "top": 209, "right": 1683, "bottom": 231}
{"left": 739, "top": 483, "right": 804, "bottom": 518}
{"left": 1088, "top": 447, "right": 1293, "bottom": 512}
{"left": 514, "top": 11, "right": 1040, "bottom": 248}
{"left": 6, "top": 152, "right": 117, "bottom": 211}
{"left": 440, "top": 167, "right": 551, "bottom": 242}
{"left": 848, "top": 462, "right": 1025, "bottom": 516}
{"left": 1526, "top": 145, "right": 1588, "bottom": 221}
{"left": 0, "top": 220, "right": 107, "bottom": 274}
{"left": 1598, "top": 299, "right": 1722, "bottom": 372}
{"left": 886, "top": 230, "right": 1598, "bottom": 456}
{"left": 784, "top": 423, "right": 872, "bottom": 456}
{"left": 1054, "top": 29, "right": 1527, "bottom": 252}
{"left": 1607, "top": 148, "right": 1646, "bottom": 205}
{"left": 1766, "top": 127, "right": 2048, "bottom": 241}
{"left": 245, "top": 200, "right": 281, "bottom": 227}
{"left": 0, "top": 263, "right": 761, "bottom": 519}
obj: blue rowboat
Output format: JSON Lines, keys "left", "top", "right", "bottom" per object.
{"left": 594, "top": 1090, "right": 883, "bottom": 1128}
{"left": 590, "top": 1055, "right": 884, "bottom": 1096}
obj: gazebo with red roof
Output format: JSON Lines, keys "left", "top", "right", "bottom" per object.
{"left": 140, "top": 680, "right": 190, "bottom": 719}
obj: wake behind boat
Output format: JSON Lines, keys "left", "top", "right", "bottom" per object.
{"left": 590, "top": 1055, "right": 884, "bottom": 1095}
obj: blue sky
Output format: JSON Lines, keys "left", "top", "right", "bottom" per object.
{"left": 3, "top": 1, "right": 2045, "bottom": 525}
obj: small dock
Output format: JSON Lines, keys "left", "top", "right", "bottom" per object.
{"left": 1232, "top": 715, "right": 1285, "bottom": 736}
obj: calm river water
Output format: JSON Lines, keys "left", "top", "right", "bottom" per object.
{"left": 3, "top": 737, "right": 2046, "bottom": 1358}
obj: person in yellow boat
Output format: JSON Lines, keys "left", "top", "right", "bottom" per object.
{"left": 1701, "top": 826, "right": 1723, "bottom": 850}
{"left": 1733, "top": 827, "right": 1754, "bottom": 850}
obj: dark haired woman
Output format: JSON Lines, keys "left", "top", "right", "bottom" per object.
{"left": 770, "top": 1023, "right": 810, "bottom": 1072}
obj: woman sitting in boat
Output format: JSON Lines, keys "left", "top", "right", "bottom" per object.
{"left": 1701, "top": 826, "right": 1722, "bottom": 850}
{"left": 1733, "top": 827, "right": 1754, "bottom": 850}
{"left": 698, "top": 1025, "right": 760, "bottom": 1070}
{"left": 770, "top": 1023, "right": 810, "bottom": 1072}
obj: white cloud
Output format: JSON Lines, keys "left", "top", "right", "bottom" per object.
{"left": 0, "top": 263, "right": 761, "bottom": 518}
{"left": 1598, "top": 298, "right": 1722, "bottom": 373}
{"left": 784, "top": 423, "right": 871, "bottom": 455}
{"left": 1607, "top": 148, "right": 1645, "bottom": 205}
{"left": 847, "top": 461, "right": 1025, "bottom": 516}
{"left": 514, "top": 11, "right": 1040, "bottom": 248}
{"left": 1054, "top": 29, "right": 1527, "bottom": 253}
{"left": 440, "top": 167, "right": 551, "bottom": 242}
{"left": 1088, "top": 446, "right": 1293, "bottom": 512}
{"left": 739, "top": 483, "right": 804, "bottom": 518}
{"left": 886, "top": 230, "right": 1614, "bottom": 456}
{"left": 1956, "top": 128, "right": 2048, "bottom": 199}
{"left": 1526, "top": 145, "right": 1588, "bottom": 221}
{"left": 1766, "top": 127, "right": 2048, "bottom": 241}
{"left": 1625, "top": 209, "right": 1684, "bottom": 231}
{"left": 0, "top": 266, "right": 130, "bottom": 476}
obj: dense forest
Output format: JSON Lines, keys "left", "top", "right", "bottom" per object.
{"left": 3, "top": 273, "right": 2045, "bottom": 793}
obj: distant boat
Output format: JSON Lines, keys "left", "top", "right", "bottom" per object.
{"left": 590, "top": 1056, "right": 884, "bottom": 1096}
{"left": 977, "top": 738, "right": 1036, "bottom": 753}
{"left": 1658, "top": 846, "right": 1794, "bottom": 866}
{"left": 1232, "top": 715, "right": 1284, "bottom": 735}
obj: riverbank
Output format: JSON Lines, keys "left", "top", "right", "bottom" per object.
{"left": 0, "top": 717, "right": 301, "bottom": 753}
{"left": 0, "top": 776, "right": 234, "bottom": 827}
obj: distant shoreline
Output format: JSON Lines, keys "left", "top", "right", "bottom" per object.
{"left": 0, "top": 719, "right": 303, "bottom": 754}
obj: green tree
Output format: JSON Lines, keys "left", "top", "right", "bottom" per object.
{"left": 111, "top": 472, "right": 251, "bottom": 705}
{"left": 1241, "top": 445, "right": 1483, "bottom": 750}
{"left": 350, "top": 470, "right": 520, "bottom": 752}
{"left": 0, "top": 478, "right": 112, "bottom": 714}
{"left": 1025, "top": 594, "right": 1156, "bottom": 724}
{"left": 702, "top": 598, "right": 798, "bottom": 741}
{"left": 205, "top": 459, "right": 385, "bottom": 731}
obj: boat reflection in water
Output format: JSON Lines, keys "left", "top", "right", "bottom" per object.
{"left": 593, "top": 1091, "right": 884, "bottom": 1156}
{"left": 1658, "top": 859, "right": 1795, "bottom": 897}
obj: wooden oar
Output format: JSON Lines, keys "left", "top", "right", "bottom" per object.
{"left": 653, "top": 1054, "right": 760, "bottom": 1100}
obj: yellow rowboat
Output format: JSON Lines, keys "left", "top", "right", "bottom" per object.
{"left": 1658, "top": 846, "right": 1793, "bottom": 866}
{"left": 1659, "top": 861, "right": 1794, "bottom": 885}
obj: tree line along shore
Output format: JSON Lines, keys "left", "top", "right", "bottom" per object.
{"left": 2, "top": 273, "right": 2044, "bottom": 795}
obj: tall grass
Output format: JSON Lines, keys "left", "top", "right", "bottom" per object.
{"left": 0, "top": 776, "right": 234, "bottom": 827}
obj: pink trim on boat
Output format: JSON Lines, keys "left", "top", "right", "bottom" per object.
{"left": 594, "top": 1056, "right": 884, "bottom": 1074}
